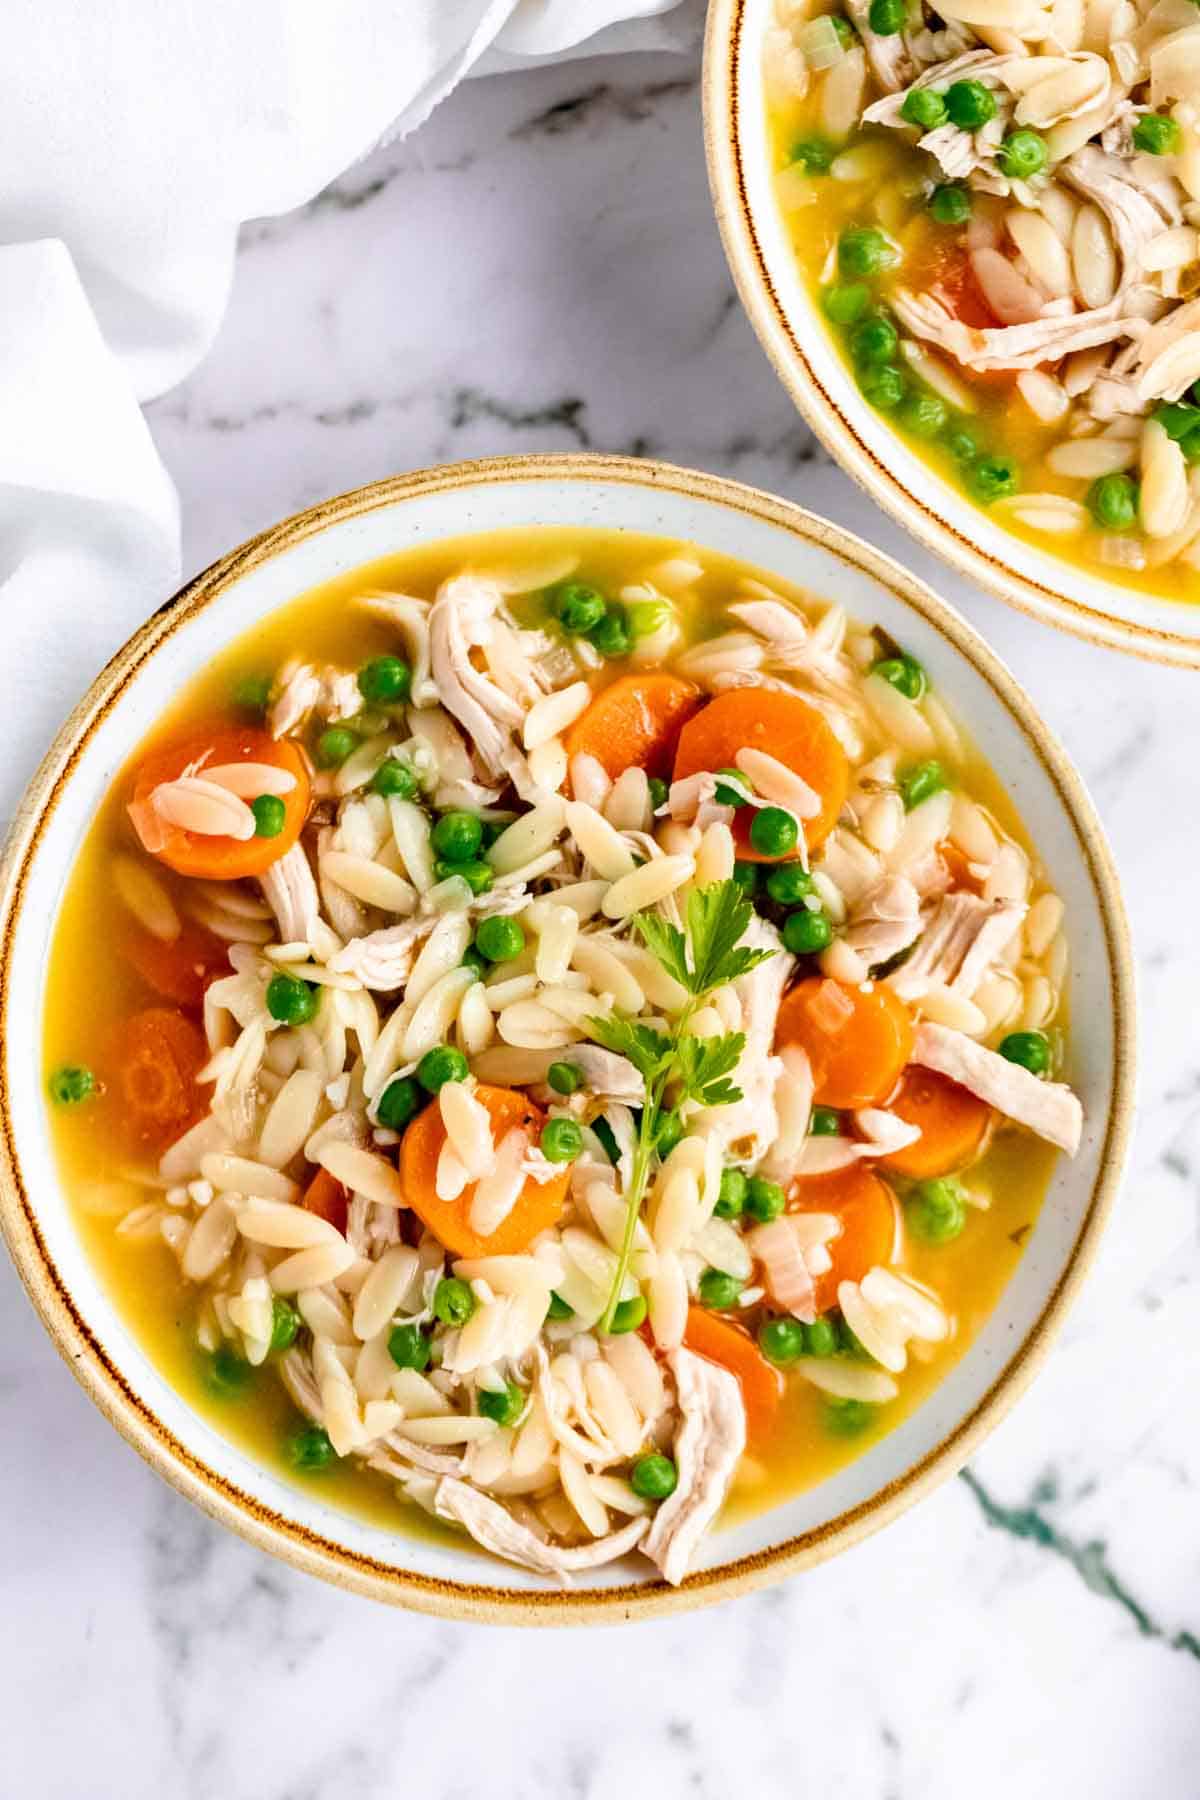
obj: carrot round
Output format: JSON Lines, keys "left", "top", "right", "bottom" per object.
{"left": 564, "top": 673, "right": 703, "bottom": 782}
{"left": 775, "top": 977, "right": 914, "bottom": 1109}
{"left": 302, "top": 1167, "right": 349, "bottom": 1236}
{"left": 106, "top": 1007, "right": 207, "bottom": 1150}
{"left": 789, "top": 1166, "right": 899, "bottom": 1314}
{"left": 129, "top": 726, "right": 310, "bottom": 881}
{"left": 672, "top": 689, "right": 848, "bottom": 856}
{"left": 121, "top": 918, "right": 230, "bottom": 1010}
{"left": 398, "top": 1084, "right": 569, "bottom": 1258}
{"left": 880, "top": 1067, "right": 991, "bottom": 1178}
{"left": 683, "top": 1306, "right": 782, "bottom": 1440}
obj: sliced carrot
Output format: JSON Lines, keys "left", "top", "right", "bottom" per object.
{"left": 683, "top": 1307, "right": 782, "bottom": 1441}
{"left": 880, "top": 1066, "right": 991, "bottom": 1179}
{"left": 398, "top": 1084, "right": 569, "bottom": 1258}
{"left": 564, "top": 673, "right": 703, "bottom": 782}
{"left": 121, "top": 917, "right": 230, "bottom": 1010}
{"left": 672, "top": 689, "right": 848, "bottom": 856}
{"left": 129, "top": 726, "right": 310, "bottom": 881}
{"left": 106, "top": 1007, "right": 207, "bottom": 1151}
{"left": 775, "top": 977, "right": 914, "bottom": 1109}
{"left": 302, "top": 1167, "right": 349, "bottom": 1236}
{"left": 789, "top": 1165, "right": 899, "bottom": 1314}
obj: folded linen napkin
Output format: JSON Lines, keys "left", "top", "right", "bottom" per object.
{"left": 0, "top": 0, "right": 698, "bottom": 820}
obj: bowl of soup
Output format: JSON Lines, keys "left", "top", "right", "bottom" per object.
{"left": 0, "top": 455, "right": 1133, "bottom": 1620}
{"left": 706, "top": 0, "right": 1200, "bottom": 666}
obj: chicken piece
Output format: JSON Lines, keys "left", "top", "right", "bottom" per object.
{"left": 843, "top": 875, "right": 922, "bottom": 968}
{"left": 697, "top": 917, "right": 792, "bottom": 1166}
{"left": 725, "top": 597, "right": 810, "bottom": 665}
{"left": 429, "top": 575, "right": 533, "bottom": 785}
{"left": 328, "top": 917, "right": 436, "bottom": 990}
{"left": 434, "top": 1478, "right": 649, "bottom": 1582}
{"left": 258, "top": 843, "right": 321, "bottom": 944}
{"left": 269, "top": 663, "right": 322, "bottom": 739}
{"left": 1062, "top": 146, "right": 1181, "bottom": 293}
{"left": 889, "top": 893, "right": 1025, "bottom": 1001}
{"left": 1126, "top": 296, "right": 1200, "bottom": 404}
{"left": 845, "top": 0, "right": 915, "bottom": 91}
{"left": 911, "top": 1022, "right": 1082, "bottom": 1154}
{"left": 792, "top": 1107, "right": 921, "bottom": 1175}
{"left": 891, "top": 287, "right": 1145, "bottom": 374}
{"left": 359, "top": 590, "right": 439, "bottom": 706}
{"left": 643, "top": 1349, "right": 747, "bottom": 1587}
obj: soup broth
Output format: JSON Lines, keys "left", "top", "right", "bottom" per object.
{"left": 45, "top": 526, "right": 1075, "bottom": 1581}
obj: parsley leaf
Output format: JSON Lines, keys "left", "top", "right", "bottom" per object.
{"left": 587, "top": 1015, "right": 673, "bottom": 1083}
{"left": 632, "top": 914, "right": 690, "bottom": 990}
{"left": 674, "top": 1031, "right": 746, "bottom": 1108}
{"left": 686, "top": 882, "right": 774, "bottom": 992}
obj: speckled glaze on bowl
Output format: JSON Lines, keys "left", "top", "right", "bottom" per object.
{"left": 0, "top": 455, "right": 1134, "bottom": 1623}
{"left": 704, "top": 0, "right": 1200, "bottom": 668}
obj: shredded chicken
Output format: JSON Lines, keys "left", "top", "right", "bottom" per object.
{"left": 428, "top": 575, "right": 539, "bottom": 790}
{"left": 259, "top": 843, "right": 321, "bottom": 945}
{"left": 643, "top": 1349, "right": 747, "bottom": 1587}
{"left": 434, "top": 1477, "right": 649, "bottom": 1582}
{"left": 889, "top": 892, "right": 1026, "bottom": 1000}
{"left": 328, "top": 918, "right": 436, "bottom": 990}
{"left": 697, "top": 917, "right": 793, "bottom": 1165}
{"left": 843, "top": 874, "right": 923, "bottom": 967}
{"left": 911, "top": 1022, "right": 1083, "bottom": 1154}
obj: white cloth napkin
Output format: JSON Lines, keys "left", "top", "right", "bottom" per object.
{"left": 0, "top": 0, "right": 698, "bottom": 817}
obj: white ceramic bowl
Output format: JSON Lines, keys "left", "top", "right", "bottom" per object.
{"left": 704, "top": 0, "right": 1200, "bottom": 669}
{"left": 0, "top": 455, "right": 1134, "bottom": 1622}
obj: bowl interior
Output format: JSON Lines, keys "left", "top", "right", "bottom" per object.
{"left": 0, "top": 460, "right": 1132, "bottom": 1619}
{"left": 706, "top": 0, "right": 1200, "bottom": 666}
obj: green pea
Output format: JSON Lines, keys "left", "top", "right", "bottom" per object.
{"left": 898, "top": 760, "right": 947, "bottom": 811}
{"left": 946, "top": 426, "right": 981, "bottom": 465}
{"left": 731, "top": 861, "right": 759, "bottom": 897}
{"left": 822, "top": 281, "right": 872, "bottom": 325}
{"left": 376, "top": 1075, "right": 420, "bottom": 1131}
{"left": 416, "top": 1045, "right": 469, "bottom": 1094}
{"left": 714, "top": 1167, "right": 748, "bottom": 1220}
{"left": 928, "top": 182, "right": 972, "bottom": 225}
{"left": 783, "top": 909, "right": 833, "bottom": 955}
{"left": 806, "top": 1317, "right": 838, "bottom": 1358}
{"left": 698, "top": 1269, "right": 744, "bottom": 1311}
{"left": 251, "top": 793, "right": 286, "bottom": 838}
{"left": 315, "top": 725, "right": 360, "bottom": 769}
{"left": 714, "top": 766, "right": 754, "bottom": 806}
{"left": 825, "top": 1397, "right": 878, "bottom": 1436}
{"left": 546, "top": 1292, "right": 574, "bottom": 1322}
{"left": 900, "top": 85, "right": 947, "bottom": 130}
{"left": 851, "top": 315, "right": 900, "bottom": 367}
{"left": 745, "top": 1176, "right": 786, "bottom": 1223}
{"left": 628, "top": 598, "right": 672, "bottom": 639}
{"left": 809, "top": 1107, "right": 840, "bottom": 1137}
{"left": 461, "top": 947, "right": 490, "bottom": 979}
{"left": 548, "top": 1061, "right": 583, "bottom": 1096}
{"left": 269, "top": 1297, "right": 300, "bottom": 1352}
{"left": 859, "top": 364, "right": 907, "bottom": 411}
{"left": 647, "top": 776, "right": 668, "bottom": 811}
{"left": 431, "top": 810, "right": 483, "bottom": 864}
{"left": 871, "top": 653, "right": 925, "bottom": 700}
{"left": 868, "top": 0, "right": 906, "bottom": 33}
{"left": 631, "top": 1452, "right": 678, "bottom": 1500}
{"left": 233, "top": 674, "right": 273, "bottom": 716}
{"left": 541, "top": 1117, "right": 584, "bottom": 1163}
{"left": 288, "top": 1424, "right": 336, "bottom": 1470}
{"left": 265, "top": 972, "right": 318, "bottom": 1026}
{"left": 996, "top": 128, "right": 1048, "bottom": 180}
{"left": 831, "top": 13, "right": 857, "bottom": 46}
{"left": 998, "top": 1029, "right": 1052, "bottom": 1076}
{"left": 433, "top": 1277, "right": 477, "bottom": 1327}
{"left": 474, "top": 914, "right": 525, "bottom": 963}
{"left": 588, "top": 606, "right": 631, "bottom": 660}
{"left": 766, "top": 864, "right": 816, "bottom": 904}
{"left": 838, "top": 226, "right": 899, "bottom": 278}
{"left": 205, "top": 1343, "right": 253, "bottom": 1399}
{"left": 907, "top": 1176, "right": 967, "bottom": 1244}
{"left": 1152, "top": 401, "right": 1200, "bottom": 441}
{"left": 607, "top": 1295, "right": 648, "bottom": 1335}
{"left": 370, "top": 758, "right": 419, "bottom": 800}
{"left": 790, "top": 134, "right": 836, "bottom": 174}
{"left": 969, "top": 454, "right": 1019, "bottom": 502}
{"left": 749, "top": 806, "right": 799, "bottom": 858}
{"left": 48, "top": 1064, "right": 95, "bottom": 1105}
{"left": 758, "top": 1317, "right": 807, "bottom": 1365}
{"left": 1132, "top": 112, "right": 1181, "bottom": 156}
{"left": 1086, "top": 472, "right": 1138, "bottom": 531}
{"left": 435, "top": 858, "right": 493, "bottom": 895}
{"left": 387, "top": 1324, "right": 432, "bottom": 1371}
{"left": 835, "top": 1313, "right": 872, "bottom": 1359}
{"left": 655, "top": 1112, "right": 686, "bottom": 1158}
{"left": 902, "top": 391, "right": 948, "bottom": 439}
{"left": 945, "top": 79, "right": 996, "bottom": 130}
{"left": 357, "top": 654, "right": 412, "bottom": 705}
{"left": 551, "top": 582, "right": 608, "bottom": 635}
{"left": 479, "top": 1381, "right": 525, "bottom": 1426}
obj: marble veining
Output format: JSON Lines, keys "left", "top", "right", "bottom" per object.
{"left": 3, "top": 41, "right": 1199, "bottom": 1800}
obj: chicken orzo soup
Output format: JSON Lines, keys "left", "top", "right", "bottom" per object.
{"left": 45, "top": 527, "right": 1079, "bottom": 1583}
{"left": 765, "top": 0, "right": 1200, "bottom": 597}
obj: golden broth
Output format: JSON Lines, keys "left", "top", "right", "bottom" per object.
{"left": 45, "top": 526, "right": 1062, "bottom": 1545}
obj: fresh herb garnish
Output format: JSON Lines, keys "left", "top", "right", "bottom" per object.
{"left": 589, "top": 880, "right": 775, "bottom": 1332}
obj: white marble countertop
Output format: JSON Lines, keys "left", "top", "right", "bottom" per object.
{"left": 5, "top": 43, "right": 1200, "bottom": 1800}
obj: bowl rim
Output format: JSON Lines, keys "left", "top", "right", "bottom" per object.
{"left": 702, "top": 0, "right": 1200, "bottom": 671}
{"left": 0, "top": 452, "right": 1135, "bottom": 1624}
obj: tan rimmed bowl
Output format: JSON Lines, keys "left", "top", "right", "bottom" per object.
{"left": 0, "top": 454, "right": 1134, "bottom": 1623}
{"left": 704, "top": 0, "right": 1200, "bottom": 669}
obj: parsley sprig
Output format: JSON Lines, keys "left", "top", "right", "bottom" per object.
{"left": 589, "top": 880, "right": 775, "bottom": 1332}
